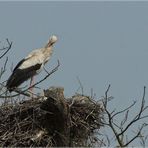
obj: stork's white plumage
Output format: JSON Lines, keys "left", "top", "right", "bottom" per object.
{"left": 6, "top": 35, "right": 58, "bottom": 92}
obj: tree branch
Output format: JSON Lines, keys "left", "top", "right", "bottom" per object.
{"left": 123, "top": 123, "right": 148, "bottom": 147}
{"left": 0, "top": 39, "right": 12, "bottom": 59}
{"left": 102, "top": 84, "right": 124, "bottom": 147}
{"left": 0, "top": 57, "right": 8, "bottom": 79}
{"left": 102, "top": 86, "right": 148, "bottom": 147}
{"left": 111, "top": 101, "right": 136, "bottom": 120}
{"left": 118, "top": 86, "right": 147, "bottom": 137}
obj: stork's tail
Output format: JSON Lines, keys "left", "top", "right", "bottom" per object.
{"left": 6, "top": 71, "right": 19, "bottom": 92}
{"left": 6, "top": 69, "right": 31, "bottom": 92}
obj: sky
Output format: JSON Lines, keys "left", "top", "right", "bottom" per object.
{"left": 0, "top": 1, "right": 148, "bottom": 146}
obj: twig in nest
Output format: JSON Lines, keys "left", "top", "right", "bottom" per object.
{"left": 76, "top": 76, "right": 84, "bottom": 95}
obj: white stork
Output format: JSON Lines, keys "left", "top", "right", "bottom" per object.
{"left": 6, "top": 35, "right": 58, "bottom": 92}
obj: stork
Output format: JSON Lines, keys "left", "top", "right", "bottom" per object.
{"left": 6, "top": 35, "right": 58, "bottom": 92}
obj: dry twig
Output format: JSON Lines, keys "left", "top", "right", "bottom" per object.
{"left": 0, "top": 39, "right": 12, "bottom": 59}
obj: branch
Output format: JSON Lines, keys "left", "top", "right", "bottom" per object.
{"left": 123, "top": 123, "right": 148, "bottom": 147}
{"left": 0, "top": 57, "right": 8, "bottom": 79}
{"left": 118, "top": 86, "right": 147, "bottom": 137}
{"left": 76, "top": 76, "right": 84, "bottom": 95}
{"left": 0, "top": 83, "right": 30, "bottom": 98}
{"left": 0, "top": 39, "right": 12, "bottom": 59}
{"left": 111, "top": 101, "right": 136, "bottom": 119}
{"left": 139, "top": 131, "right": 148, "bottom": 147}
{"left": 103, "top": 84, "right": 111, "bottom": 108}
{"left": 102, "top": 84, "right": 124, "bottom": 147}
{"left": 102, "top": 86, "right": 148, "bottom": 147}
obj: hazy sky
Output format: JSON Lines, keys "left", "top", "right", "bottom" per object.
{"left": 0, "top": 1, "right": 148, "bottom": 146}
{"left": 0, "top": 1, "right": 148, "bottom": 103}
{"left": 0, "top": 1, "right": 148, "bottom": 101}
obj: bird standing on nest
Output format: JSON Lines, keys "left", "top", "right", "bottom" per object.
{"left": 6, "top": 35, "right": 58, "bottom": 92}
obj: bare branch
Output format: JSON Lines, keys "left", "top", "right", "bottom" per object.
{"left": 0, "top": 83, "right": 30, "bottom": 98}
{"left": 111, "top": 101, "right": 136, "bottom": 119}
{"left": 0, "top": 57, "right": 8, "bottom": 79}
{"left": 118, "top": 86, "right": 147, "bottom": 137}
{"left": 0, "top": 39, "right": 12, "bottom": 59}
{"left": 105, "top": 84, "right": 111, "bottom": 98}
{"left": 103, "top": 84, "right": 111, "bottom": 108}
{"left": 102, "top": 85, "right": 148, "bottom": 147}
{"left": 124, "top": 123, "right": 148, "bottom": 147}
{"left": 120, "top": 110, "right": 129, "bottom": 127}
{"left": 102, "top": 84, "right": 125, "bottom": 147}
{"left": 139, "top": 132, "right": 148, "bottom": 147}
{"left": 76, "top": 76, "right": 84, "bottom": 95}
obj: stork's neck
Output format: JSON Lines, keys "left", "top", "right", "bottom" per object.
{"left": 42, "top": 45, "right": 53, "bottom": 57}
{"left": 44, "top": 42, "right": 53, "bottom": 48}
{"left": 43, "top": 42, "right": 54, "bottom": 60}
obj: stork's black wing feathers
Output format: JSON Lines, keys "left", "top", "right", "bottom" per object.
{"left": 6, "top": 63, "right": 42, "bottom": 92}
{"left": 13, "top": 59, "right": 26, "bottom": 72}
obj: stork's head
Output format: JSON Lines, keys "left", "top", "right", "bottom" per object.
{"left": 49, "top": 35, "right": 58, "bottom": 44}
{"left": 46, "top": 35, "right": 58, "bottom": 48}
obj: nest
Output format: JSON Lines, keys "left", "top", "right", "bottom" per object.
{"left": 0, "top": 87, "right": 104, "bottom": 147}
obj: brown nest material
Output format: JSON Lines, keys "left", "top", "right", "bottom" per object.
{"left": 0, "top": 87, "right": 104, "bottom": 147}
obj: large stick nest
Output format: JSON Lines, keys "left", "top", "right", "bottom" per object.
{"left": 0, "top": 87, "right": 104, "bottom": 147}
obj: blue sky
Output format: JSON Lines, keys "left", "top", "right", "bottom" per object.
{"left": 0, "top": 1, "right": 148, "bottom": 103}
{"left": 0, "top": 2, "right": 148, "bottom": 145}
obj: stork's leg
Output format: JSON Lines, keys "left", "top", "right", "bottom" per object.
{"left": 30, "top": 76, "right": 34, "bottom": 97}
